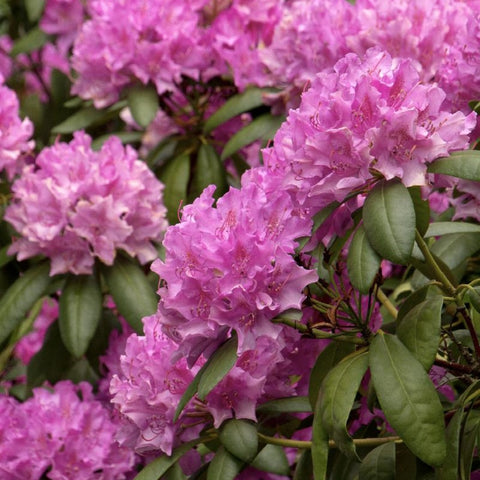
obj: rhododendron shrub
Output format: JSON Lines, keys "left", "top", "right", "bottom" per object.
{"left": 0, "top": 1, "right": 480, "bottom": 480}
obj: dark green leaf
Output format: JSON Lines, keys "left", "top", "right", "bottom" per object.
{"left": 251, "top": 444, "right": 290, "bottom": 475}
{"left": 460, "top": 414, "right": 480, "bottom": 480}
{"left": 359, "top": 442, "right": 395, "bottom": 480}
{"left": 294, "top": 449, "right": 313, "bottom": 480}
{"left": 369, "top": 333, "right": 446, "bottom": 466}
{"left": 363, "top": 180, "right": 416, "bottom": 264}
{"left": 65, "top": 357, "right": 99, "bottom": 384}
{"left": 257, "top": 396, "right": 312, "bottom": 414}
{"left": 220, "top": 114, "right": 284, "bottom": 160}
{"left": 59, "top": 274, "right": 103, "bottom": 358}
{"left": 189, "top": 143, "right": 228, "bottom": 202}
{"left": 312, "top": 407, "right": 329, "bottom": 480}
{"left": 197, "top": 334, "right": 238, "bottom": 400}
{"left": 409, "top": 186, "right": 430, "bottom": 237}
{"left": 427, "top": 150, "right": 480, "bottom": 181}
{"left": 203, "top": 87, "right": 274, "bottom": 134}
{"left": 318, "top": 352, "right": 369, "bottom": 458}
{"left": 396, "top": 285, "right": 433, "bottom": 323}
{"left": 309, "top": 342, "right": 355, "bottom": 408}
{"left": 0, "top": 263, "right": 51, "bottom": 345}
{"left": 50, "top": 69, "right": 71, "bottom": 105}
{"left": 11, "top": 28, "right": 49, "bottom": 56}
{"left": 164, "top": 462, "right": 187, "bottom": 480}
{"left": 91, "top": 131, "right": 143, "bottom": 150}
{"left": 127, "top": 84, "right": 159, "bottom": 128}
{"left": 134, "top": 437, "right": 207, "bottom": 480}
{"left": 396, "top": 296, "right": 443, "bottom": 370}
{"left": 27, "top": 321, "right": 73, "bottom": 389}
{"left": 101, "top": 255, "right": 158, "bottom": 334}
{"left": 159, "top": 153, "right": 191, "bottom": 225}
{"left": 347, "top": 224, "right": 382, "bottom": 294}
{"left": 219, "top": 419, "right": 258, "bottom": 463}
{"left": 25, "top": 0, "right": 45, "bottom": 21}
{"left": 468, "top": 287, "right": 480, "bottom": 314}
{"left": 395, "top": 444, "right": 417, "bottom": 480}
{"left": 425, "top": 222, "right": 480, "bottom": 237}
{"left": 206, "top": 446, "right": 244, "bottom": 480}
{"left": 436, "top": 408, "right": 463, "bottom": 480}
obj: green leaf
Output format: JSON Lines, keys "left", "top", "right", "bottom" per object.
{"left": 220, "top": 114, "right": 284, "bottom": 160}
{"left": 159, "top": 153, "right": 191, "bottom": 225}
{"left": 203, "top": 87, "right": 273, "bottom": 134}
{"left": 369, "top": 333, "right": 446, "bottom": 467}
{"left": 318, "top": 352, "right": 369, "bottom": 458}
{"left": 257, "top": 396, "right": 312, "bottom": 414}
{"left": 206, "top": 446, "right": 244, "bottom": 480}
{"left": 251, "top": 444, "right": 290, "bottom": 475}
{"left": 309, "top": 341, "right": 355, "bottom": 408}
{"left": 460, "top": 414, "right": 480, "bottom": 480}
{"left": 409, "top": 186, "right": 430, "bottom": 237}
{"left": 468, "top": 286, "right": 480, "bottom": 314}
{"left": 219, "top": 419, "right": 258, "bottom": 463}
{"left": 164, "top": 462, "right": 187, "bottom": 480}
{"left": 347, "top": 224, "right": 382, "bottom": 294}
{"left": 425, "top": 221, "right": 480, "bottom": 237}
{"left": 27, "top": 321, "right": 73, "bottom": 389}
{"left": 312, "top": 407, "right": 329, "bottom": 480}
{"left": 294, "top": 449, "right": 313, "bottom": 480}
{"left": 91, "top": 131, "right": 143, "bottom": 150}
{"left": 133, "top": 437, "right": 207, "bottom": 480}
{"left": 59, "top": 274, "right": 103, "bottom": 358}
{"left": 359, "top": 443, "right": 396, "bottom": 480}
{"left": 197, "top": 334, "right": 238, "bottom": 400}
{"left": 52, "top": 101, "right": 126, "bottom": 134}
{"left": 10, "top": 27, "right": 49, "bottom": 56}
{"left": 0, "top": 263, "right": 51, "bottom": 345}
{"left": 396, "top": 285, "right": 433, "bottom": 323}
{"left": 25, "top": 0, "right": 45, "bottom": 21}
{"left": 436, "top": 408, "right": 463, "bottom": 480}
{"left": 363, "top": 180, "right": 416, "bottom": 264}
{"left": 127, "top": 84, "right": 159, "bottom": 128}
{"left": 427, "top": 150, "right": 480, "bottom": 181}
{"left": 396, "top": 296, "right": 443, "bottom": 370}
{"left": 50, "top": 69, "right": 71, "bottom": 105}
{"left": 189, "top": 143, "right": 228, "bottom": 202}
{"left": 101, "top": 255, "right": 158, "bottom": 334}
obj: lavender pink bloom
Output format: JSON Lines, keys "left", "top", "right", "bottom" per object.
{"left": 5, "top": 131, "right": 168, "bottom": 275}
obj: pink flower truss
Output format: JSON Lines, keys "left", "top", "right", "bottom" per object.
{"left": 0, "top": 381, "right": 135, "bottom": 480}
{"left": 5, "top": 131, "right": 168, "bottom": 275}
{"left": 14, "top": 298, "right": 58, "bottom": 365}
{"left": 72, "top": 0, "right": 223, "bottom": 108}
{"left": 0, "top": 80, "right": 34, "bottom": 179}
{"left": 262, "top": 48, "right": 476, "bottom": 216}
{"left": 109, "top": 314, "right": 200, "bottom": 456}
{"left": 153, "top": 178, "right": 317, "bottom": 363}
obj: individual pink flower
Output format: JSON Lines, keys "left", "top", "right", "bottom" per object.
{"left": 262, "top": 48, "right": 476, "bottom": 217}
{"left": 5, "top": 131, "right": 168, "bottom": 275}
{"left": 0, "top": 381, "right": 135, "bottom": 479}
{"left": 153, "top": 178, "right": 316, "bottom": 363}
{"left": 0, "top": 80, "right": 35, "bottom": 179}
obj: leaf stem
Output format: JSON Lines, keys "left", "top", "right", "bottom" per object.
{"left": 375, "top": 287, "right": 398, "bottom": 320}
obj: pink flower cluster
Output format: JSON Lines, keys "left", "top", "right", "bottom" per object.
{"left": 0, "top": 80, "right": 34, "bottom": 179}
{"left": 5, "top": 131, "right": 168, "bottom": 275}
{"left": 0, "top": 381, "right": 135, "bottom": 479}
{"left": 263, "top": 48, "right": 476, "bottom": 215}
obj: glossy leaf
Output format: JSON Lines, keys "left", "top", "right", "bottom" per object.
{"left": 363, "top": 180, "right": 416, "bottom": 264}
{"left": 309, "top": 341, "right": 355, "bottom": 408}
{"left": 318, "top": 352, "right": 369, "bottom": 458}
{"left": 101, "top": 256, "right": 158, "bottom": 334}
{"left": 219, "top": 419, "right": 258, "bottom": 463}
{"left": 127, "top": 84, "right": 159, "bottom": 128}
{"left": 206, "top": 446, "right": 244, "bottom": 480}
{"left": 220, "top": 114, "right": 284, "bottom": 160}
{"left": 11, "top": 28, "right": 49, "bottom": 56}
{"left": 359, "top": 442, "right": 396, "bottom": 480}
{"left": 134, "top": 437, "right": 206, "bottom": 480}
{"left": 197, "top": 334, "right": 238, "bottom": 400}
{"left": 0, "top": 263, "right": 51, "bottom": 345}
{"left": 427, "top": 150, "right": 480, "bottom": 181}
{"left": 347, "top": 224, "right": 382, "bottom": 294}
{"left": 159, "top": 153, "right": 191, "bottom": 224}
{"left": 59, "top": 274, "right": 103, "bottom": 358}
{"left": 257, "top": 396, "right": 312, "bottom": 414}
{"left": 189, "top": 143, "right": 228, "bottom": 202}
{"left": 425, "top": 221, "right": 480, "bottom": 237}
{"left": 369, "top": 333, "right": 446, "bottom": 467}
{"left": 396, "top": 295, "right": 443, "bottom": 370}
{"left": 251, "top": 444, "right": 290, "bottom": 475}
{"left": 203, "top": 87, "right": 273, "bottom": 134}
